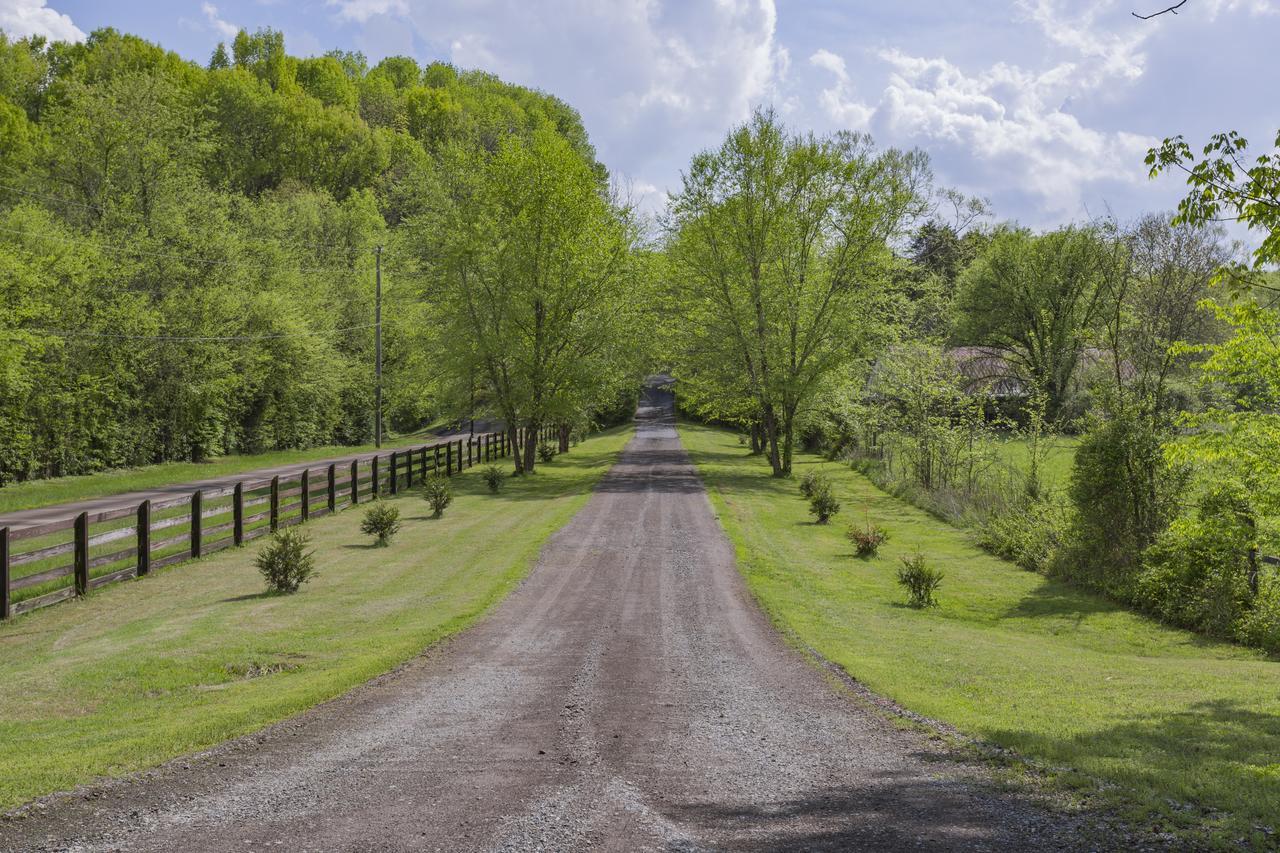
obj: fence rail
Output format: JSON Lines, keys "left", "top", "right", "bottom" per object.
{"left": 0, "top": 425, "right": 561, "bottom": 620}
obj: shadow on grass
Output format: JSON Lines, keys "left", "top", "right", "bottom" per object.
{"left": 341, "top": 543, "right": 380, "bottom": 551}
{"left": 219, "top": 591, "right": 277, "bottom": 603}
{"left": 988, "top": 699, "right": 1280, "bottom": 834}
{"left": 999, "top": 579, "right": 1122, "bottom": 622}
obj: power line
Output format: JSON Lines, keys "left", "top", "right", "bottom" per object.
{"left": 0, "top": 322, "right": 380, "bottom": 342}
{"left": 0, "top": 223, "right": 390, "bottom": 276}
{"left": 0, "top": 180, "right": 385, "bottom": 255}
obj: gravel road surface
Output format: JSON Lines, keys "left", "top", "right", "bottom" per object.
{"left": 0, "top": 386, "right": 1115, "bottom": 851}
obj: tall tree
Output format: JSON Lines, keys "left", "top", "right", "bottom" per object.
{"left": 411, "top": 127, "right": 640, "bottom": 473}
{"left": 665, "top": 108, "right": 930, "bottom": 476}
{"left": 952, "top": 224, "right": 1124, "bottom": 422}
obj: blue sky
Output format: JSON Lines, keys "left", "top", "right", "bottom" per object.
{"left": 3, "top": 0, "right": 1278, "bottom": 231}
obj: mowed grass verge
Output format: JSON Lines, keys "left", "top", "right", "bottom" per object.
{"left": 0, "top": 426, "right": 632, "bottom": 811}
{"left": 0, "top": 426, "right": 447, "bottom": 515}
{"left": 679, "top": 422, "right": 1279, "bottom": 848}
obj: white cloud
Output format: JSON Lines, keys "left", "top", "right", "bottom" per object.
{"left": 326, "top": 0, "right": 409, "bottom": 24}
{"left": 808, "top": 49, "right": 873, "bottom": 130}
{"left": 1202, "top": 0, "right": 1277, "bottom": 17}
{"left": 0, "top": 0, "right": 84, "bottom": 42}
{"left": 870, "top": 49, "right": 1155, "bottom": 214}
{"left": 1015, "top": 0, "right": 1149, "bottom": 84}
{"left": 330, "top": 0, "right": 784, "bottom": 202}
{"left": 201, "top": 2, "right": 238, "bottom": 39}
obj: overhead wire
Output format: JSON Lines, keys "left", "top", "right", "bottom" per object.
{"left": 0, "top": 223, "right": 391, "bottom": 276}
{"left": 0, "top": 322, "right": 381, "bottom": 342}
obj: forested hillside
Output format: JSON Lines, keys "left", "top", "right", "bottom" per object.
{"left": 0, "top": 27, "right": 620, "bottom": 485}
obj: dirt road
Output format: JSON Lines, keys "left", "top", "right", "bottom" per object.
{"left": 0, "top": 386, "right": 1108, "bottom": 851}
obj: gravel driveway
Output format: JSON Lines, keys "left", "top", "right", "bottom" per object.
{"left": 0, "top": 385, "right": 1117, "bottom": 852}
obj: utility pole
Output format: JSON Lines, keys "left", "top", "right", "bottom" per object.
{"left": 374, "top": 245, "right": 383, "bottom": 449}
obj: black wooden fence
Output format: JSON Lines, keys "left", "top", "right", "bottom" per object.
{"left": 0, "top": 425, "right": 560, "bottom": 620}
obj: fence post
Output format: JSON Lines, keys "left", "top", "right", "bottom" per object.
{"left": 233, "top": 484, "right": 244, "bottom": 546}
{"left": 457, "top": 439, "right": 464, "bottom": 470}
{"left": 390, "top": 452, "right": 399, "bottom": 495}
{"left": 434, "top": 445, "right": 441, "bottom": 475}
{"left": 138, "top": 500, "right": 151, "bottom": 575}
{"left": 467, "top": 438, "right": 473, "bottom": 468}
{"left": 404, "top": 449, "right": 413, "bottom": 489}
{"left": 301, "top": 470, "right": 310, "bottom": 522}
{"left": 371, "top": 456, "right": 380, "bottom": 499}
{"left": 328, "top": 464, "right": 337, "bottom": 513}
{"left": 1, "top": 526, "right": 9, "bottom": 620}
{"left": 351, "top": 460, "right": 359, "bottom": 505}
{"left": 446, "top": 442, "right": 453, "bottom": 475}
{"left": 270, "top": 476, "right": 280, "bottom": 532}
{"left": 74, "top": 511, "right": 89, "bottom": 596}
{"left": 191, "top": 490, "right": 203, "bottom": 559}
{"left": 420, "top": 446, "right": 427, "bottom": 481}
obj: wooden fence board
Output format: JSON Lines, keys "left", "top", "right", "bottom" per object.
{"left": 11, "top": 563, "right": 74, "bottom": 591}
{"left": 12, "top": 586, "right": 75, "bottom": 615}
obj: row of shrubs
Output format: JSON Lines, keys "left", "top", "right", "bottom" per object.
{"left": 849, "top": 436, "right": 1280, "bottom": 654}
{"left": 254, "top": 445, "right": 561, "bottom": 594}
{"left": 797, "top": 469, "right": 942, "bottom": 609}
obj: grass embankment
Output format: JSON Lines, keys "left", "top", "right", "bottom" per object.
{"left": 0, "top": 426, "right": 631, "bottom": 811}
{"left": 680, "top": 422, "right": 1278, "bottom": 848}
{"left": 0, "top": 427, "right": 448, "bottom": 515}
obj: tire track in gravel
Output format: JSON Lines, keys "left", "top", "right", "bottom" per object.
{"left": 1, "top": 380, "right": 1119, "bottom": 852}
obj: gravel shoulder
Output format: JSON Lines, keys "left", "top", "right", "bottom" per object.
{"left": 0, "top": 387, "right": 1117, "bottom": 852}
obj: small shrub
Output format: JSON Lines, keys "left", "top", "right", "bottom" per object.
{"left": 897, "top": 553, "right": 943, "bottom": 608}
{"left": 808, "top": 486, "right": 840, "bottom": 524}
{"left": 537, "top": 443, "right": 557, "bottom": 463}
{"left": 255, "top": 528, "right": 316, "bottom": 594}
{"left": 799, "top": 470, "right": 831, "bottom": 499}
{"left": 737, "top": 433, "right": 748, "bottom": 446}
{"left": 846, "top": 519, "right": 888, "bottom": 557}
{"left": 481, "top": 465, "right": 504, "bottom": 493}
{"left": 360, "top": 501, "right": 401, "bottom": 547}
{"left": 421, "top": 475, "right": 453, "bottom": 518}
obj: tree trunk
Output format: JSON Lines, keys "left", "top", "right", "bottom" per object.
{"left": 508, "top": 424, "right": 524, "bottom": 475}
{"left": 523, "top": 422, "right": 539, "bottom": 474}
{"left": 761, "top": 404, "right": 784, "bottom": 477}
{"left": 780, "top": 408, "right": 795, "bottom": 476}
{"left": 558, "top": 424, "right": 570, "bottom": 453}
{"left": 749, "top": 422, "right": 762, "bottom": 454}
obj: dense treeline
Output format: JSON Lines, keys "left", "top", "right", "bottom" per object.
{"left": 663, "top": 109, "right": 1280, "bottom": 652}
{"left": 0, "top": 27, "right": 631, "bottom": 485}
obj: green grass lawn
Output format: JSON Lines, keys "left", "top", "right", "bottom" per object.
{"left": 0, "top": 426, "right": 631, "bottom": 811}
{"left": 986, "top": 433, "right": 1079, "bottom": 496}
{"left": 680, "top": 422, "right": 1278, "bottom": 849}
{"left": 0, "top": 426, "right": 452, "bottom": 515}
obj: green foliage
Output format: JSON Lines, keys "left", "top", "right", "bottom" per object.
{"left": 537, "top": 443, "right": 557, "bottom": 463}
{"left": 0, "top": 27, "right": 606, "bottom": 488}
{"left": 897, "top": 553, "right": 943, "bottom": 608}
{"left": 409, "top": 125, "right": 644, "bottom": 475}
{"left": 1056, "top": 413, "right": 1186, "bottom": 598}
{"left": 975, "top": 498, "right": 1060, "bottom": 574}
{"left": 359, "top": 501, "right": 401, "bottom": 546}
{"left": 666, "top": 107, "right": 931, "bottom": 476}
{"left": 421, "top": 475, "right": 452, "bottom": 518}
{"left": 254, "top": 528, "right": 316, "bottom": 593}
{"left": 952, "top": 224, "right": 1124, "bottom": 422}
{"left": 798, "top": 470, "right": 830, "bottom": 500}
{"left": 481, "top": 465, "right": 503, "bottom": 493}
{"left": 808, "top": 484, "right": 840, "bottom": 524}
{"left": 846, "top": 518, "right": 888, "bottom": 557}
